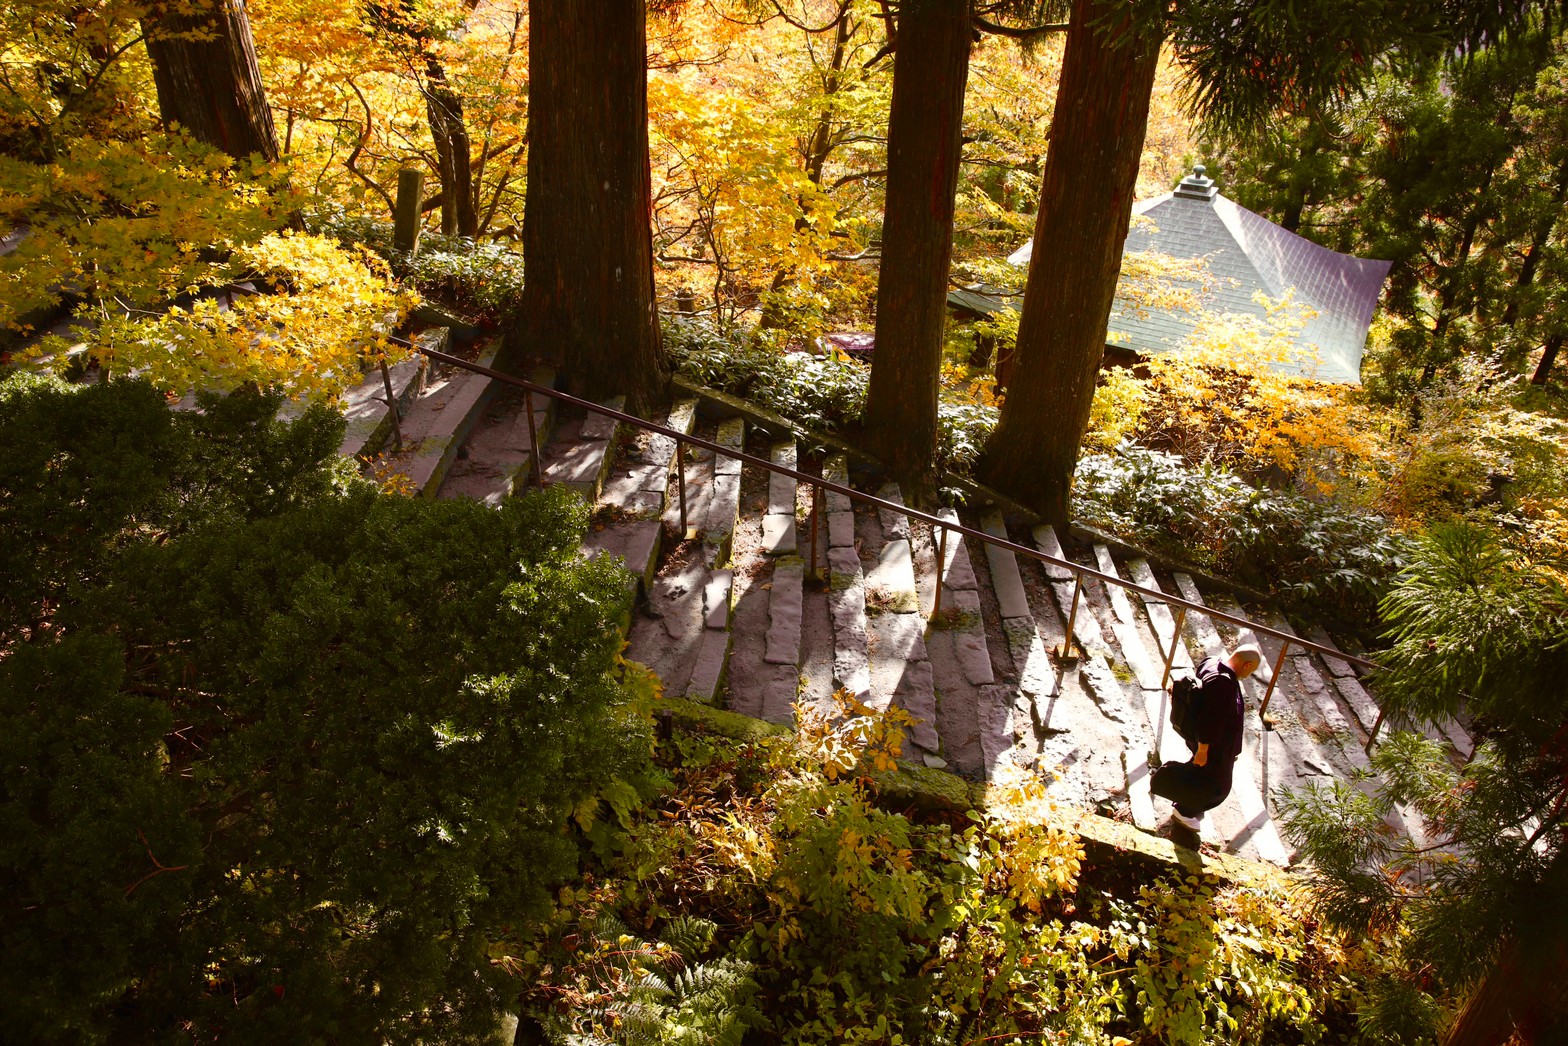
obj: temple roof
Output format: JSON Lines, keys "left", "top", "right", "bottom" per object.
{"left": 1007, "top": 167, "right": 1392, "bottom": 384}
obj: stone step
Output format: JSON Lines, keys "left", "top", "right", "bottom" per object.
{"left": 761, "top": 441, "right": 798, "bottom": 555}
{"left": 980, "top": 512, "right": 1031, "bottom": 620}
{"left": 823, "top": 455, "right": 855, "bottom": 549}
{"left": 866, "top": 482, "right": 919, "bottom": 613}
{"left": 701, "top": 416, "right": 746, "bottom": 564}
{"left": 374, "top": 342, "right": 499, "bottom": 496}
{"left": 436, "top": 369, "right": 558, "bottom": 505}
{"left": 599, "top": 398, "right": 698, "bottom": 519}
{"left": 339, "top": 334, "right": 436, "bottom": 460}
{"left": 543, "top": 396, "right": 624, "bottom": 499}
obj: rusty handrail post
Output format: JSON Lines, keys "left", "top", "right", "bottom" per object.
{"left": 525, "top": 388, "right": 543, "bottom": 488}
{"left": 675, "top": 435, "right": 688, "bottom": 535}
{"left": 378, "top": 357, "right": 404, "bottom": 452}
{"left": 931, "top": 524, "right": 948, "bottom": 621}
{"left": 808, "top": 483, "right": 821, "bottom": 581}
{"left": 1365, "top": 706, "right": 1387, "bottom": 754}
{"left": 1057, "top": 574, "right": 1083, "bottom": 660}
{"left": 1259, "top": 639, "right": 1290, "bottom": 729}
{"left": 1160, "top": 606, "right": 1188, "bottom": 691}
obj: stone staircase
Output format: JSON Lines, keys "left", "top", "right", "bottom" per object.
{"left": 373, "top": 351, "right": 1473, "bottom": 868}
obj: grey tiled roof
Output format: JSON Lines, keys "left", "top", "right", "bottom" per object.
{"left": 1007, "top": 180, "right": 1391, "bottom": 384}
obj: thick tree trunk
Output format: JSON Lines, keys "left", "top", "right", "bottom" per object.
{"left": 425, "top": 59, "right": 478, "bottom": 238}
{"left": 861, "top": 0, "right": 971, "bottom": 499}
{"left": 509, "top": 0, "right": 666, "bottom": 413}
{"left": 1502, "top": 158, "right": 1567, "bottom": 328}
{"left": 1532, "top": 333, "right": 1562, "bottom": 385}
{"left": 143, "top": 0, "right": 279, "bottom": 162}
{"left": 975, "top": 0, "right": 1160, "bottom": 525}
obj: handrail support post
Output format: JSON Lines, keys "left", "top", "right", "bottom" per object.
{"left": 1259, "top": 639, "right": 1290, "bottom": 730}
{"left": 379, "top": 357, "right": 404, "bottom": 452}
{"left": 931, "top": 525, "right": 948, "bottom": 621}
{"left": 1056, "top": 575, "right": 1083, "bottom": 661}
{"left": 1160, "top": 606, "right": 1187, "bottom": 691}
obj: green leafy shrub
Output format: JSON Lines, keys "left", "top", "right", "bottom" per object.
{"left": 664, "top": 318, "right": 998, "bottom": 473}
{"left": 309, "top": 208, "right": 526, "bottom": 316}
{"left": 1073, "top": 443, "right": 1410, "bottom": 628}
{"left": 1, "top": 375, "right": 648, "bottom": 1043}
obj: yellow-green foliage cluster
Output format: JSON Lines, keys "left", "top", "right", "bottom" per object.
{"left": 514, "top": 695, "right": 1362, "bottom": 1044}
{"left": 27, "top": 230, "right": 417, "bottom": 400}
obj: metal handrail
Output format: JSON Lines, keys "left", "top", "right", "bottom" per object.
{"left": 405, "top": 340, "right": 1385, "bottom": 742}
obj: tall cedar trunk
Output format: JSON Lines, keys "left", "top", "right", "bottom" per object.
{"left": 1502, "top": 157, "right": 1568, "bottom": 327}
{"left": 510, "top": 0, "right": 666, "bottom": 412}
{"left": 143, "top": 0, "right": 279, "bottom": 162}
{"left": 1444, "top": 926, "right": 1568, "bottom": 1044}
{"left": 975, "top": 0, "right": 1160, "bottom": 525}
{"left": 1533, "top": 333, "right": 1562, "bottom": 385}
{"left": 426, "top": 59, "right": 478, "bottom": 237}
{"left": 861, "top": 0, "right": 971, "bottom": 498}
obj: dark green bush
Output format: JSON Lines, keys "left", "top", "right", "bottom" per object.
{"left": 1073, "top": 444, "right": 1409, "bottom": 628}
{"left": 1, "top": 375, "right": 647, "bottom": 1043}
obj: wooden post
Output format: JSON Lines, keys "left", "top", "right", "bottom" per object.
{"left": 1259, "top": 639, "right": 1290, "bottom": 730}
{"left": 1159, "top": 606, "right": 1187, "bottom": 691}
{"left": 931, "top": 525, "right": 948, "bottom": 621}
{"left": 1057, "top": 574, "right": 1083, "bottom": 660}
{"left": 393, "top": 169, "right": 426, "bottom": 256}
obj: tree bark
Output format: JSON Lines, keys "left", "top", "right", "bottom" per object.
{"left": 509, "top": 0, "right": 666, "bottom": 413}
{"left": 1532, "top": 333, "right": 1562, "bottom": 385}
{"left": 861, "top": 0, "right": 971, "bottom": 499}
{"left": 425, "top": 59, "right": 478, "bottom": 237}
{"left": 143, "top": 0, "right": 280, "bottom": 162}
{"left": 975, "top": 0, "right": 1160, "bottom": 525}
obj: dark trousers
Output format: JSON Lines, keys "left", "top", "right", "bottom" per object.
{"left": 1150, "top": 760, "right": 1229, "bottom": 817}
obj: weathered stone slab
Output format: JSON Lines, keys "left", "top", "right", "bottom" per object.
{"left": 1050, "top": 578, "right": 1110, "bottom": 655}
{"left": 762, "top": 513, "right": 798, "bottom": 555}
{"left": 1111, "top": 618, "right": 1166, "bottom": 692}
{"left": 1123, "top": 747, "right": 1158, "bottom": 831}
{"left": 935, "top": 508, "right": 978, "bottom": 591}
{"left": 822, "top": 454, "right": 853, "bottom": 514}
{"left": 714, "top": 417, "right": 745, "bottom": 475}
{"left": 704, "top": 569, "right": 733, "bottom": 630}
{"left": 764, "top": 560, "right": 805, "bottom": 666}
{"left": 1094, "top": 545, "right": 1137, "bottom": 625}
{"left": 685, "top": 628, "right": 731, "bottom": 704}
{"left": 876, "top": 482, "right": 910, "bottom": 540}
{"left": 1003, "top": 617, "right": 1057, "bottom": 700}
{"left": 891, "top": 660, "right": 938, "bottom": 751}
{"left": 1330, "top": 674, "right": 1381, "bottom": 735}
{"left": 827, "top": 545, "right": 862, "bottom": 586}
{"left": 978, "top": 685, "right": 1016, "bottom": 779}
{"left": 1032, "top": 523, "right": 1076, "bottom": 581}
{"left": 768, "top": 442, "right": 796, "bottom": 515}
{"left": 760, "top": 662, "right": 802, "bottom": 725}
{"left": 981, "top": 512, "right": 1031, "bottom": 620}
{"left": 945, "top": 588, "right": 995, "bottom": 686}
{"left": 584, "top": 518, "right": 662, "bottom": 594}
{"left": 1305, "top": 624, "right": 1360, "bottom": 678}
{"left": 866, "top": 538, "right": 919, "bottom": 613}
{"left": 580, "top": 397, "right": 623, "bottom": 440}
{"left": 829, "top": 581, "right": 871, "bottom": 697}
{"left": 705, "top": 472, "right": 741, "bottom": 551}
{"left": 875, "top": 610, "right": 929, "bottom": 663}
{"left": 547, "top": 438, "right": 612, "bottom": 497}
{"left": 828, "top": 510, "right": 856, "bottom": 549}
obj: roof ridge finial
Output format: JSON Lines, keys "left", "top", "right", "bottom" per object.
{"left": 1175, "top": 163, "right": 1218, "bottom": 201}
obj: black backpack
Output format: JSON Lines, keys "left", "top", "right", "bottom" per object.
{"left": 1170, "top": 673, "right": 1202, "bottom": 745}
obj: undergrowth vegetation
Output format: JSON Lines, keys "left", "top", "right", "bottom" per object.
{"left": 512, "top": 691, "right": 1400, "bottom": 1045}
{"left": 0, "top": 373, "right": 649, "bottom": 1043}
